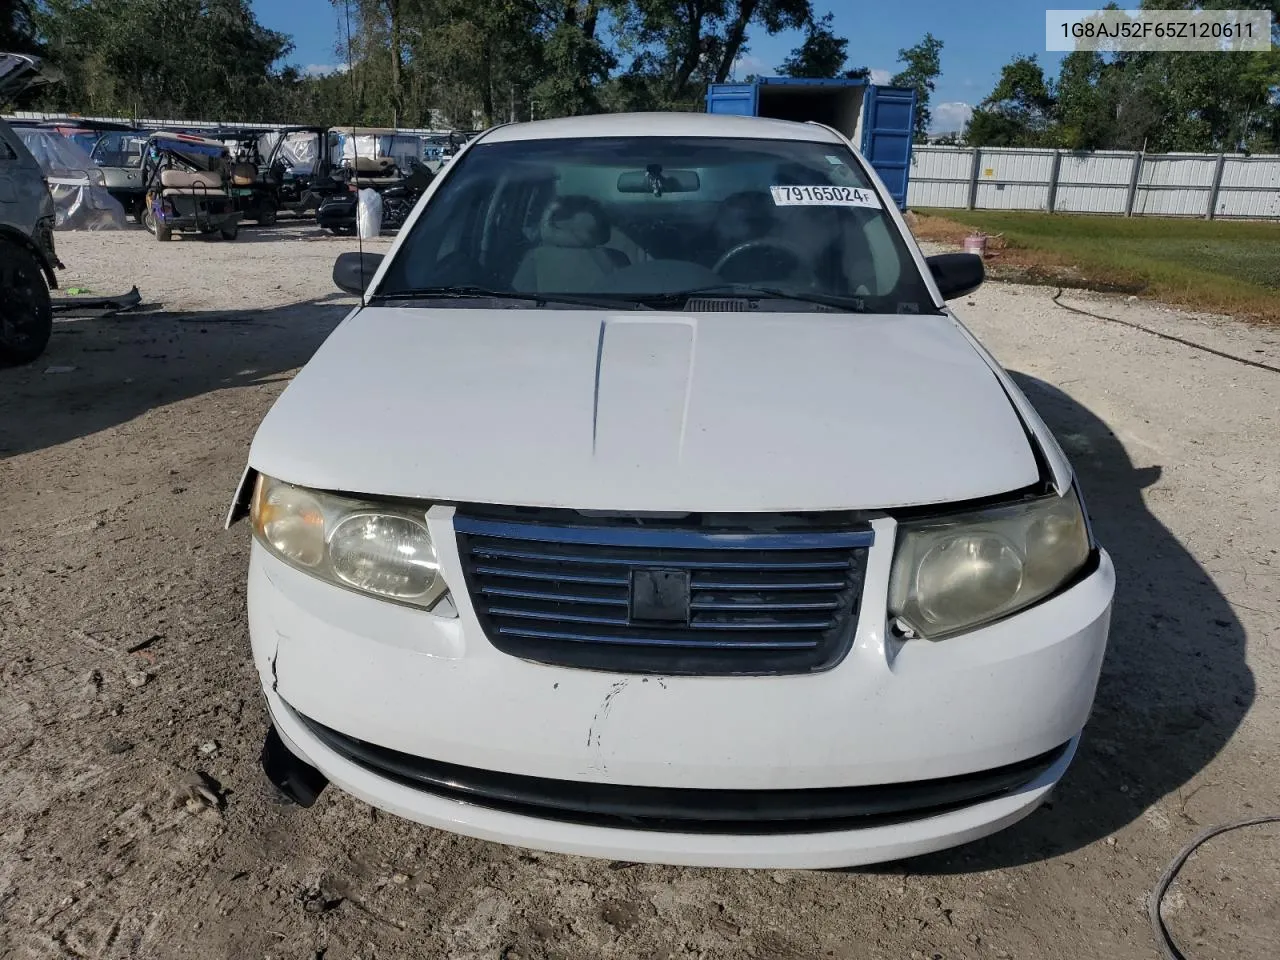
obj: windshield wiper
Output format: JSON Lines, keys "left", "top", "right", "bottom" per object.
{"left": 637, "top": 285, "right": 880, "bottom": 313}
{"left": 372, "top": 286, "right": 651, "bottom": 311}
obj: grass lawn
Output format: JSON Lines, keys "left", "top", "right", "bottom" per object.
{"left": 910, "top": 209, "right": 1280, "bottom": 321}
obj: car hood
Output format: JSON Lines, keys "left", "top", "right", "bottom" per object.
{"left": 248, "top": 307, "right": 1039, "bottom": 512}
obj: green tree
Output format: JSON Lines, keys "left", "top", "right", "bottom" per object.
{"left": 611, "top": 0, "right": 811, "bottom": 108}
{"left": 965, "top": 54, "right": 1056, "bottom": 147}
{"left": 1, "top": 0, "right": 39, "bottom": 52}
{"left": 532, "top": 4, "right": 617, "bottom": 118}
{"left": 36, "top": 0, "right": 293, "bottom": 119}
{"left": 780, "top": 12, "right": 844, "bottom": 78}
{"left": 890, "top": 32, "right": 942, "bottom": 140}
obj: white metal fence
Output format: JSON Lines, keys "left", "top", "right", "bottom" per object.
{"left": 908, "top": 145, "right": 1280, "bottom": 220}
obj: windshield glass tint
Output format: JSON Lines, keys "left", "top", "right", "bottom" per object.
{"left": 379, "top": 136, "right": 934, "bottom": 313}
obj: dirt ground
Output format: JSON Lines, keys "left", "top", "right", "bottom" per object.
{"left": 1, "top": 222, "right": 1277, "bottom": 960}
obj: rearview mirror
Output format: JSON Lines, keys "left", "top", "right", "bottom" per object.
{"left": 333, "top": 252, "right": 384, "bottom": 296}
{"left": 926, "top": 253, "right": 984, "bottom": 301}
{"left": 617, "top": 169, "right": 700, "bottom": 195}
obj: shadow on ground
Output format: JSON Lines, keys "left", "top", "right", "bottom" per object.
{"left": 898, "top": 372, "right": 1254, "bottom": 872}
{"left": 0, "top": 300, "right": 349, "bottom": 460}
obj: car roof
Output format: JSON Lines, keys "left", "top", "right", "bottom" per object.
{"left": 480, "top": 112, "right": 846, "bottom": 145}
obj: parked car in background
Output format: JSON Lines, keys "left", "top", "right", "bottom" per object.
{"left": 1, "top": 53, "right": 62, "bottom": 365}
{"left": 36, "top": 118, "right": 136, "bottom": 156}
{"left": 231, "top": 112, "right": 1115, "bottom": 868}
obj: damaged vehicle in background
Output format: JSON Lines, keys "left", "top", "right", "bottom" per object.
{"left": 229, "top": 113, "right": 1114, "bottom": 869}
{"left": 15, "top": 125, "right": 127, "bottom": 230}
{"left": 1, "top": 53, "right": 62, "bottom": 364}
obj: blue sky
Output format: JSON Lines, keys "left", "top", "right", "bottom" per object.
{"left": 251, "top": 0, "right": 1068, "bottom": 133}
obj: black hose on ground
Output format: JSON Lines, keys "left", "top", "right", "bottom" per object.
{"left": 1050, "top": 288, "right": 1280, "bottom": 375}
{"left": 1150, "top": 815, "right": 1280, "bottom": 960}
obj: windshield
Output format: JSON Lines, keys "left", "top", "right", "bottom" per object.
{"left": 379, "top": 136, "right": 935, "bottom": 313}
{"left": 92, "top": 132, "right": 148, "bottom": 168}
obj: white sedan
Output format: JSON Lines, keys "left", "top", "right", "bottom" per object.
{"left": 228, "top": 112, "right": 1114, "bottom": 869}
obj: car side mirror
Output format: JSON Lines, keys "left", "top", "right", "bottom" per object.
{"left": 333, "top": 252, "right": 384, "bottom": 296}
{"left": 926, "top": 253, "right": 984, "bottom": 301}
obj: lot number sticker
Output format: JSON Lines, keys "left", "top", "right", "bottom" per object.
{"left": 770, "top": 185, "right": 881, "bottom": 208}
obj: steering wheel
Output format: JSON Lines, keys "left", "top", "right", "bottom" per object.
{"left": 712, "top": 238, "right": 813, "bottom": 283}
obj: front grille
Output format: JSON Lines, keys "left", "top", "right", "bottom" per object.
{"left": 299, "top": 711, "right": 1070, "bottom": 835}
{"left": 454, "top": 512, "right": 872, "bottom": 675}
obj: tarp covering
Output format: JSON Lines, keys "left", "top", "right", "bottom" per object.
{"left": 15, "top": 129, "right": 127, "bottom": 230}
{"left": 335, "top": 132, "right": 427, "bottom": 172}
{"left": 259, "top": 130, "right": 321, "bottom": 174}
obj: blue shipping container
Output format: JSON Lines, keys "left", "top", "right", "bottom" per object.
{"left": 705, "top": 77, "right": 917, "bottom": 209}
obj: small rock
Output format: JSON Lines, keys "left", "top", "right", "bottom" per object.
{"left": 927, "top": 896, "right": 942, "bottom": 909}
{"left": 391, "top": 872, "right": 409, "bottom": 885}
{"left": 771, "top": 871, "right": 790, "bottom": 884}
{"left": 710, "top": 918, "right": 740, "bottom": 938}
{"left": 169, "top": 771, "right": 224, "bottom": 812}
{"left": 1106, "top": 837, "right": 1117, "bottom": 846}
{"left": 199, "top": 741, "right": 218, "bottom": 756}
{"left": 44, "top": 365, "right": 77, "bottom": 374}
{"left": 297, "top": 884, "right": 343, "bottom": 914}
{"left": 125, "top": 670, "right": 152, "bottom": 688}
{"left": 83, "top": 669, "right": 103, "bottom": 692}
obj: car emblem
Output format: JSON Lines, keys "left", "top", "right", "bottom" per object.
{"left": 629, "top": 568, "right": 690, "bottom": 623}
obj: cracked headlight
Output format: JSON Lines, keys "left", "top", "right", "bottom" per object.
{"left": 888, "top": 490, "right": 1091, "bottom": 640}
{"left": 250, "top": 474, "right": 449, "bottom": 611}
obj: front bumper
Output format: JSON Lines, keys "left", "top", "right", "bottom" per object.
{"left": 248, "top": 510, "right": 1113, "bottom": 867}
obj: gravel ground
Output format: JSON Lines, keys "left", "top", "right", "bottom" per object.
{"left": 1, "top": 224, "right": 1277, "bottom": 960}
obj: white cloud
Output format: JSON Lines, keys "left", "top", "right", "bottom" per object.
{"left": 302, "top": 63, "right": 349, "bottom": 77}
{"left": 931, "top": 101, "right": 974, "bottom": 133}
{"left": 732, "top": 54, "right": 768, "bottom": 78}
{"left": 870, "top": 68, "right": 892, "bottom": 86}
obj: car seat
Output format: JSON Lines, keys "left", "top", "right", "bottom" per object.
{"left": 512, "top": 196, "right": 619, "bottom": 292}
{"left": 159, "top": 169, "right": 227, "bottom": 196}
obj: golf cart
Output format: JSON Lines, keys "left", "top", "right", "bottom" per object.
{"left": 139, "top": 131, "right": 242, "bottom": 241}
{"left": 211, "top": 127, "right": 281, "bottom": 225}
{"left": 255, "top": 125, "right": 347, "bottom": 215}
